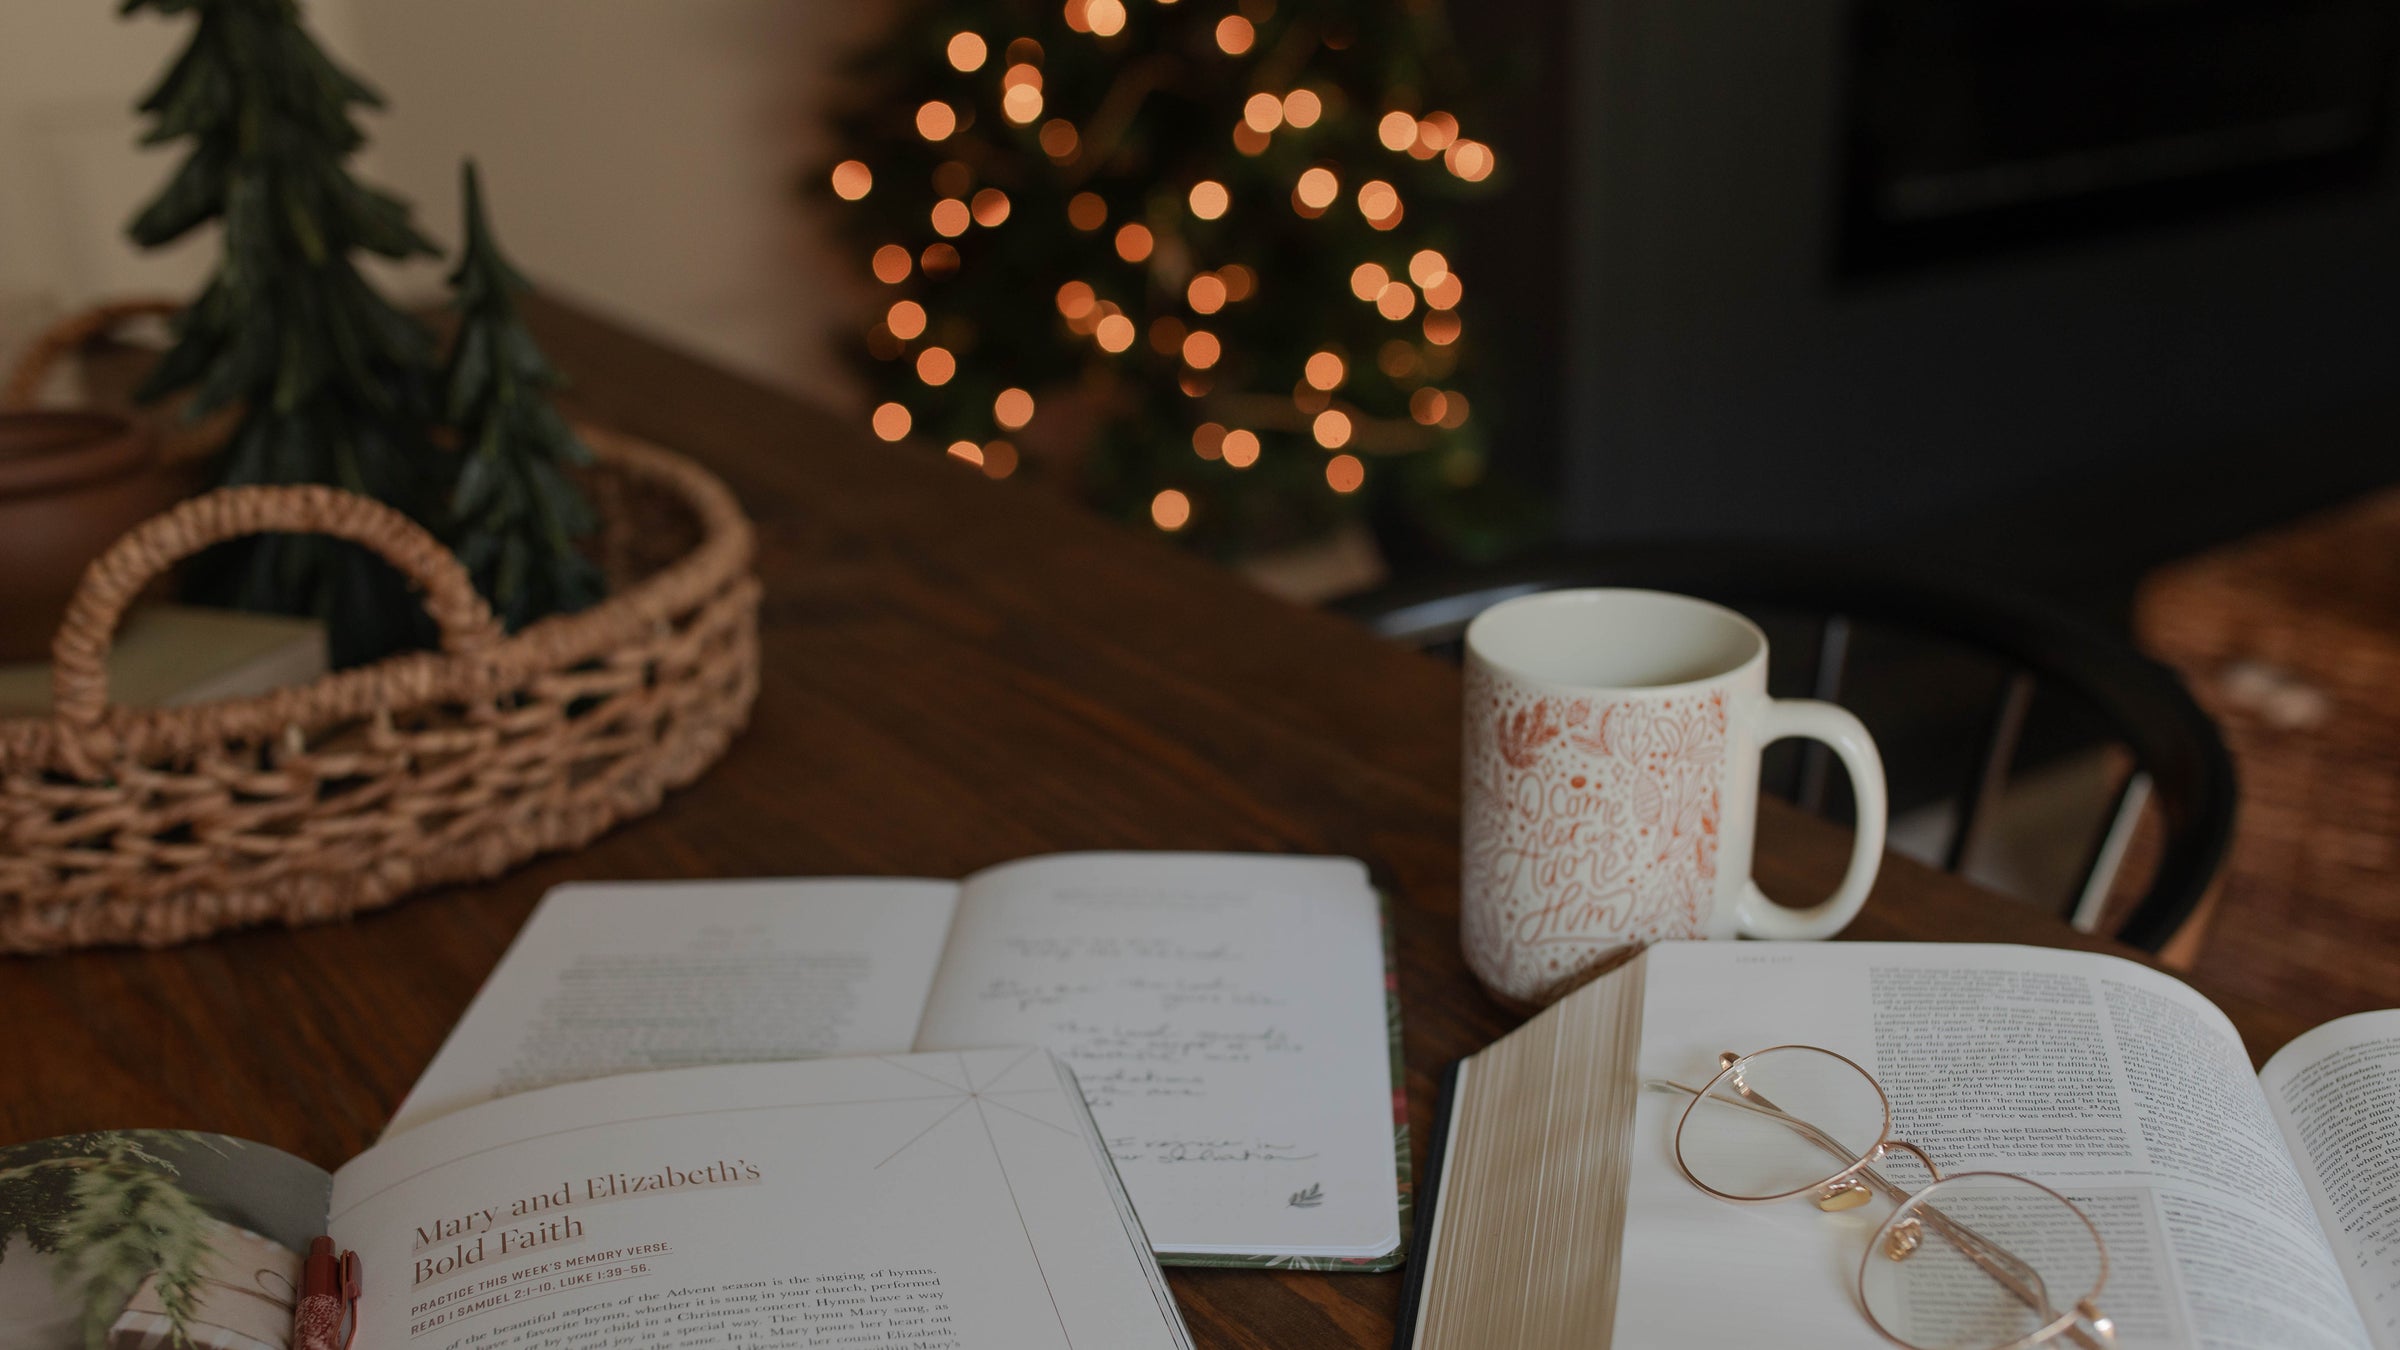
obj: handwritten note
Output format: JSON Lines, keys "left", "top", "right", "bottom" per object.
{"left": 913, "top": 853, "right": 1397, "bottom": 1258}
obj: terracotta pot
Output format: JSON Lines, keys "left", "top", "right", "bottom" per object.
{"left": 0, "top": 412, "right": 190, "bottom": 662}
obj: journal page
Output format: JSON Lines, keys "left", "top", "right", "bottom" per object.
{"left": 913, "top": 853, "right": 1400, "bottom": 1259}
{"left": 388, "top": 879, "right": 961, "bottom": 1135}
{"left": 331, "top": 1052, "right": 1191, "bottom": 1350}
{"left": 2263, "top": 1009, "right": 2400, "bottom": 1350}
{"left": 1612, "top": 942, "right": 2373, "bottom": 1350}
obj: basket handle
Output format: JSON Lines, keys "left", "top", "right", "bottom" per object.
{"left": 50, "top": 485, "right": 502, "bottom": 729}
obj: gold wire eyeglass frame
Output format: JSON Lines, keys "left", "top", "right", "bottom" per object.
{"left": 1648, "top": 1046, "right": 2118, "bottom": 1350}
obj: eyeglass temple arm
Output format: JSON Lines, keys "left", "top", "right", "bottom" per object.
{"left": 1645, "top": 1077, "right": 2105, "bottom": 1347}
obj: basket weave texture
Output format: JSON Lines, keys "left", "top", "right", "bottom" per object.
{"left": 0, "top": 421, "right": 762, "bottom": 954}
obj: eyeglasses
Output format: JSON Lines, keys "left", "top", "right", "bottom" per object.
{"left": 1649, "top": 1046, "right": 2116, "bottom": 1350}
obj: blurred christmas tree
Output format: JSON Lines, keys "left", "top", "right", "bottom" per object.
{"left": 441, "top": 161, "right": 604, "bottom": 632}
{"left": 125, "top": 0, "right": 443, "bottom": 666}
{"left": 823, "top": 0, "right": 1534, "bottom": 562}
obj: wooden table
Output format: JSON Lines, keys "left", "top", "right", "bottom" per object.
{"left": 2, "top": 298, "right": 2311, "bottom": 1350}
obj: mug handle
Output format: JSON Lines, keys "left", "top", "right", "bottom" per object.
{"left": 1734, "top": 699, "right": 1887, "bottom": 940}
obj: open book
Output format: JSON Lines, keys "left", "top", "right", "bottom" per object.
{"left": 1400, "top": 941, "right": 2400, "bottom": 1350}
{"left": 390, "top": 853, "right": 1407, "bottom": 1270}
{"left": 0, "top": 1051, "right": 1188, "bottom": 1350}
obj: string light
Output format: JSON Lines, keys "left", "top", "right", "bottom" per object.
{"left": 831, "top": 160, "right": 873, "bottom": 199}
{"left": 887, "top": 299, "right": 927, "bottom": 339}
{"left": 1326, "top": 453, "right": 1365, "bottom": 492}
{"left": 1377, "top": 111, "right": 1417, "bottom": 151}
{"left": 872, "top": 244, "right": 911, "bottom": 283}
{"left": 1313, "top": 409, "right": 1352, "bottom": 448}
{"left": 916, "top": 347, "right": 956, "bottom": 384}
{"left": 1296, "top": 167, "right": 1339, "bottom": 210}
{"left": 1419, "top": 112, "right": 1459, "bottom": 150}
{"left": 1376, "top": 281, "right": 1416, "bottom": 319}
{"left": 1189, "top": 180, "right": 1229, "bottom": 219}
{"left": 1446, "top": 139, "right": 1495, "bottom": 181}
{"left": 872, "top": 403, "right": 912, "bottom": 441}
{"left": 1151, "top": 489, "right": 1192, "bottom": 530}
{"left": 916, "top": 102, "right": 957, "bottom": 141}
{"left": 1350, "top": 262, "right": 1388, "bottom": 301}
{"left": 1182, "top": 330, "right": 1221, "bottom": 368}
{"left": 1304, "top": 350, "right": 1345, "bottom": 389}
{"left": 1215, "top": 15, "right": 1254, "bottom": 53}
{"left": 1114, "top": 222, "right": 1153, "bottom": 262}
{"left": 1243, "top": 93, "right": 1283, "bottom": 133}
{"left": 1004, "top": 84, "right": 1044, "bottom": 123}
{"left": 1282, "top": 89, "right": 1322, "bottom": 128}
{"left": 971, "top": 188, "right": 1011, "bottom": 226}
{"left": 947, "top": 32, "right": 987, "bottom": 71}
{"left": 1086, "top": 0, "right": 1127, "bottom": 37}
{"left": 1425, "top": 272, "right": 1463, "bottom": 309}
{"left": 930, "top": 198, "right": 970, "bottom": 236}
{"left": 1408, "top": 249, "right": 1449, "bottom": 287}
{"left": 1187, "top": 273, "right": 1227, "bottom": 313}
{"left": 1056, "top": 280, "right": 1097, "bottom": 318}
{"left": 1068, "top": 192, "right": 1108, "bottom": 230}
{"left": 994, "top": 387, "right": 1036, "bottom": 429}
{"left": 1063, "top": 0, "right": 1092, "bottom": 32}
{"left": 1095, "top": 313, "right": 1136, "bottom": 351}
{"left": 1221, "top": 429, "right": 1260, "bottom": 467}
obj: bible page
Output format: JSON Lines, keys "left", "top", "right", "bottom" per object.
{"left": 332, "top": 1051, "right": 1191, "bottom": 1350}
{"left": 388, "top": 879, "right": 960, "bottom": 1135}
{"left": 2263, "top": 1009, "right": 2400, "bottom": 1350}
{"left": 1611, "top": 942, "right": 2373, "bottom": 1350}
{"left": 912, "top": 853, "right": 1400, "bottom": 1260}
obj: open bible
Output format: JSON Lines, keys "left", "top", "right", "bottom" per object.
{"left": 1399, "top": 941, "right": 2400, "bottom": 1350}
{"left": 389, "top": 853, "right": 1407, "bottom": 1270}
{"left": 0, "top": 1051, "right": 1189, "bottom": 1350}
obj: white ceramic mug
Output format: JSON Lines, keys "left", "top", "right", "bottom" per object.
{"left": 1461, "top": 589, "right": 1887, "bottom": 1006}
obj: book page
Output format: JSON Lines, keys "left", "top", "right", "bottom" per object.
{"left": 913, "top": 853, "right": 1400, "bottom": 1259}
{"left": 1610, "top": 942, "right": 2371, "bottom": 1350}
{"left": 331, "top": 1052, "right": 1191, "bottom": 1350}
{"left": 388, "top": 879, "right": 960, "bottom": 1135}
{"left": 2263, "top": 1009, "right": 2400, "bottom": 1350}
{"left": 0, "top": 1131, "right": 328, "bottom": 1350}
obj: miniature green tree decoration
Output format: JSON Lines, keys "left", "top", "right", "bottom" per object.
{"left": 441, "top": 161, "right": 604, "bottom": 631}
{"left": 125, "top": 0, "right": 444, "bottom": 666}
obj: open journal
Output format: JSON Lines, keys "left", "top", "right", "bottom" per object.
{"left": 0, "top": 1051, "right": 1189, "bottom": 1350}
{"left": 1399, "top": 941, "right": 2400, "bottom": 1350}
{"left": 388, "top": 853, "right": 1407, "bottom": 1270}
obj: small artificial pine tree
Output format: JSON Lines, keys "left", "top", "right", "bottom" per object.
{"left": 440, "top": 161, "right": 603, "bottom": 632}
{"left": 125, "top": 0, "right": 443, "bottom": 666}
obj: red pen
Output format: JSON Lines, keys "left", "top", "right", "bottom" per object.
{"left": 294, "top": 1236, "right": 361, "bottom": 1350}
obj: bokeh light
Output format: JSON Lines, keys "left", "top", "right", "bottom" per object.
{"left": 1244, "top": 93, "right": 1284, "bottom": 133}
{"left": 1086, "top": 0, "right": 1127, "bottom": 37}
{"left": 1056, "top": 280, "right": 1096, "bottom": 318}
{"left": 981, "top": 439, "right": 1019, "bottom": 478}
{"left": 1296, "top": 166, "right": 1340, "bottom": 210}
{"left": 871, "top": 403, "right": 911, "bottom": 441}
{"left": 830, "top": 160, "right": 873, "bottom": 200}
{"left": 1446, "top": 139, "right": 1495, "bottom": 181}
{"left": 1350, "top": 262, "right": 1389, "bottom": 301}
{"left": 947, "top": 32, "right": 987, "bottom": 71}
{"left": 916, "top": 101, "right": 957, "bottom": 141}
{"left": 971, "top": 188, "right": 1011, "bottom": 226}
{"left": 1408, "top": 249, "right": 1449, "bottom": 287}
{"left": 1182, "top": 330, "right": 1221, "bottom": 368}
{"left": 1193, "top": 422, "right": 1227, "bottom": 459}
{"left": 871, "top": 244, "right": 911, "bottom": 283}
{"left": 1216, "top": 15, "right": 1254, "bottom": 54}
{"left": 1068, "top": 192, "right": 1108, "bottom": 230}
{"left": 1283, "top": 89, "right": 1323, "bottom": 128}
{"left": 1115, "top": 222, "right": 1154, "bottom": 262}
{"left": 1221, "top": 429, "right": 1260, "bottom": 467}
{"left": 1425, "top": 272, "right": 1463, "bottom": 309}
{"left": 930, "top": 198, "right": 971, "bottom": 236}
{"left": 1410, "top": 387, "right": 1448, "bottom": 425}
{"left": 994, "top": 387, "right": 1036, "bottom": 429}
{"left": 1096, "top": 313, "right": 1137, "bottom": 351}
{"left": 947, "top": 440, "right": 984, "bottom": 465}
{"left": 1304, "top": 350, "right": 1346, "bottom": 390}
{"left": 1003, "top": 84, "right": 1044, "bottom": 123}
{"left": 916, "top": 347, "right": 956, "bottom": 385}
{"left": 1313, "top": 409, "right": 1353, "bottom": 448}
{"left": 1187, "top": 273, "right": 1227, "bottom": 313}
{"left": 1326, "top": 453, "right": 1365, "bottom": 493}
{"left": 1377, "top": 281, "right": 1416, "bottom": 320}
{"left": 1151, "top": 489, "right": 1192, "bottom": 530}
{"left": 920, "top": 242, "right": 960, "bottom": 277}
{"left": 1040, "top": 119, "right": 1079, "bottom": 159}
{"left": 1424, "top": 310, "right": 1462, "bottom": 344}
{"left": 886, "top": 299, "right": 927, "bottom": 339}
{"left": 1377, "top": 111, "right": 1417, "bottom": 151}
{"left": 1189, "top": 180, "right": 1230, "bottom": 220}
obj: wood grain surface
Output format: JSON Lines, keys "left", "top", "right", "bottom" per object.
{"left": 0, "top": 296, "right": 2316, "bottom": 1350}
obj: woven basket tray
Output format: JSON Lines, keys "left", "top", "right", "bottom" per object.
{"left": 0, "top": 317, "right": 761, "bottom": 953}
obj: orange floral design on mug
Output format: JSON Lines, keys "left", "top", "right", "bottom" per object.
{"left": 1463, "top": 667, "right": 1730, "bottom": 1001}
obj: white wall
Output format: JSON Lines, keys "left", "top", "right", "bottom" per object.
{"left": 0, "top": 0, "right": 874, "bottom": 410}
